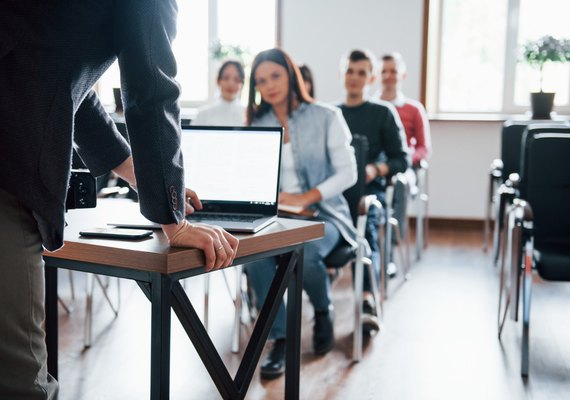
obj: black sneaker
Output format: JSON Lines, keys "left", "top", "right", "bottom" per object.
{"left": 260, "top": 339, "right": 286, "bottom": 380}
{"left": 362, "top": 295, "right": 380, "bottom": 335}
{"left": 313, "top": 309, "right": 334, "bottom": 355}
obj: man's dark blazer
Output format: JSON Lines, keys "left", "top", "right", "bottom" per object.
{"left": 0, "top": 0, "right": 185, "bottom": 250}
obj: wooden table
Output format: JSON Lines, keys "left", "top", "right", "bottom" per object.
{"left": 44, "top": 199, "right": 323, "bottom": 399}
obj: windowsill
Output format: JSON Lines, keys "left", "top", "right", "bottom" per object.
{"left": 428, "top": 112, "right": 570, "bottom": 122}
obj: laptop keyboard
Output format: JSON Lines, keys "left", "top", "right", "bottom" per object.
{"left": 186, "top": 213, "right": 261, "bottom": 223}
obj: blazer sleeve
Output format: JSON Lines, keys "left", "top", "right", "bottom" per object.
{"left": 73, "top": 90, "right": 131, "bottom": 177}
{"left": 113, "top": 0, "right": 184, "bottom": 225}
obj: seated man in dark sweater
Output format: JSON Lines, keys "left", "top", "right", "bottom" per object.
{"left": 338, "top": 49, "right": 409, "bottom": 333}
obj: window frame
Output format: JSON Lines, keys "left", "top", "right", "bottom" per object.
{"left": 96, "top": 0, "right": 279, "bottom": 110}
{"left": 178, "top": 0, "right": 279, "bottom": 108}
{"left": 425, "top": 0, "right": 570, "bottom": 116}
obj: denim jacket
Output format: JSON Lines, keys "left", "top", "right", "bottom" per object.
{"left": 252, "top": 102, "right": 358, "bottom": 247}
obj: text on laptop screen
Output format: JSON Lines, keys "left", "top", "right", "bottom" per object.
{"left": 181, "top": 127, "right": 282, "bottom": 205}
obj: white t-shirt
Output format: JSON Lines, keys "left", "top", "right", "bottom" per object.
{"left": 191, "top": 98, "right": 246, "bottom": 126}
{"left": 280, "top": 142, "right": 302, "bottom": 194}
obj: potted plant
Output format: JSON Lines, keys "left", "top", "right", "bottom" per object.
{"left": 521, "top": 35, "right": 570, "bottom": 119}
{"left": 209, "top": 39, "right": 251, "bottom": 64}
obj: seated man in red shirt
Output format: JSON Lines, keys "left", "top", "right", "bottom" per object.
{"left": 379, "top": 52, "right": 431, "bottom": 167}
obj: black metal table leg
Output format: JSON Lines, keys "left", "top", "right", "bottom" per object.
{"left": 286, "top": 248, "right": 303, "bottom": 400}
{"left": 150, "top": 273, "right": 172, "bottom": 400}
{"left": 45, "top": 265, "right": 58, "bottom": 379}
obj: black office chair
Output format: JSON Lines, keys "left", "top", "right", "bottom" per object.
{"left": 381, "top": 172, "right": 412, "bottom": 298}
{"left": 484, "top": 121, "right": 570, "bottom": 265}
{"left": 497, "top": 124, "right": 570, "bottom": 329}
{"left": 497, "top": 128, "right": 570, "bottom": 377}
{"left": 324, "top": 134, "right": 383, "bottom": 362}
{"left": 483, "top": 121, "right": 529, "bottom": 259}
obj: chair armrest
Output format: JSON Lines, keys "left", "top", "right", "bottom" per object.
{"left": 358, "top": 194, "right": 382, "bottom": 217}
{"left": 497, "top": 182, "right": 516, "bottom": 199}
{"left": 512, "top": 198, "right": 534, "bottom": 233}
{"left": 385, "top": 173, "right": 410, "bottom": 207}
{"left": 489, "top": 159, "right": 504, "bottom": 179}
{"left": 506, "top": 173, "right": 520, "bottom": 189}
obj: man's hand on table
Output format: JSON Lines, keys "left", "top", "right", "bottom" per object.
{"left": 111, "top": 157, "right": 238, "bottom": 270}
{"left": 163, "top": 220, "right": 238, "bottom": 271}
{"left": 162, "top": 188, "right": 238, "bottom": 271}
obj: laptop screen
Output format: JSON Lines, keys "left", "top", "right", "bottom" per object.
{"left": 180, "top": 125, "right": 283, "bottom": 215}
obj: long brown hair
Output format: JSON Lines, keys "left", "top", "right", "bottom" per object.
{"left": 246, "top": 48, "right": 313, "bottom": 125}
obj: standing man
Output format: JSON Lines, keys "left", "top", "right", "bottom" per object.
{"left": 338, "top": 49, "right": 409, "bottom": 333}
{"left": 0, "top": 1, "right": 238, "bottom": 398}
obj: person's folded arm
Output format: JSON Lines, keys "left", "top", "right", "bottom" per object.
{"left": 73, "top": 90, "right": 131, "bottom": 177}
{"left": 113, "top": 0, "right": 238, "bottom": 269}
{"left": 115, "top": 0, "right": 183, "bottom": 226}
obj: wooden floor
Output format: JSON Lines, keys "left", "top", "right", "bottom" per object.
{"left": 55, "top": 227, "right": 570, "bottom": 400}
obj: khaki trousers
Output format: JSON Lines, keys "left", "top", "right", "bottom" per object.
{"left": 0, "top": 188, "right": 58, "bottom": 399}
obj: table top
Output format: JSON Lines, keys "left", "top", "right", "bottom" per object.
{"left": 44, "top": 199, "right": 324, "bottom": 275}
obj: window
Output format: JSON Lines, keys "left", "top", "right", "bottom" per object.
{"left": 97, "top": 0, "right": 277, "bottom": 109}
{"left": 427, "top": 0, "right": 570, "bottom": 114}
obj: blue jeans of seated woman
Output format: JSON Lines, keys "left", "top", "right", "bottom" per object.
{"left": 245, "top": 221, "right": 341, "bottom": 340}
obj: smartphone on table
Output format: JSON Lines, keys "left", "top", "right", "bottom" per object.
{"left": 79, "top": 227, "right": 153, "bottom": 239}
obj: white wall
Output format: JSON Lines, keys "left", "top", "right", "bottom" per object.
{"left": 281, "top": 0, "right": 424, "bottom": 102}
{"left": 428, "top": 121, "right": 501, "bottom": 219}
{"left": 281, "top": 0, "right": 502, "bottom": 220}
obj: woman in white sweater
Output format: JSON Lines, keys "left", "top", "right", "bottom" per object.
{"left": 191, "top": 60, "right": 246, "bottom": 126}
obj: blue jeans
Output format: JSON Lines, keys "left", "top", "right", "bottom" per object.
{"left": 245, "top": 220, "right": 341, "bottom": 340}
{"left": 359, "top": 188, "right": 385, "bottom": 293}
{"left": 358, "top": 182, "right": 407, "bottom": 292}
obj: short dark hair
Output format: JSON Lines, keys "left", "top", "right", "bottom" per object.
{"left": 247, "top": 48, "right": 313, "bottom": 125}
{"left": 349, "top": 50, "right": 370, "bottom": 64}
{"left": 381, "top": 52, "right": 407, "bottom": 75}
{"left": 343, "top": 49, "right": 377, "bottom": 74}
{"left": 217, "top": 60, "right": 245, "bottom": 83}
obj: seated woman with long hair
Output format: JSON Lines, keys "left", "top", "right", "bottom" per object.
{"left": 244, "top": 48, "right": 357, "bottom": 380}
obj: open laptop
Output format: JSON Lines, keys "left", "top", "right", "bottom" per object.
{"left": 180, "top": 125, "right": 283, "bottom": 232}
{"left": 109, "top": 125, "right": 283, "bottom": 232}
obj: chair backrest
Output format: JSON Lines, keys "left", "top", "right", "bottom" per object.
{"left": 523, "top": 131, "right": 570, "bottom": 244}
{"left": 392, "top": 173, "right": 410, "bottom": 214}
{"left": 501, "top": 121, "right": 530, "bottom": 180}
{"left": 502, "top": 121, "right": 570, "bottom": 181}
{"left": 519, "top": 124, "right": 570, "bottom": 199}
{"left": 343, "top": 134, "right": 369, "bottom": 225}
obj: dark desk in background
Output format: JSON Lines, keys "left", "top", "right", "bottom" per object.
{"left": 44, "top": 199, "right": 324, "bottom": 399}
